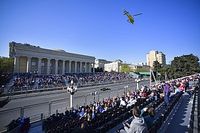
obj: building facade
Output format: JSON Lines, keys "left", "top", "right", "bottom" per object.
{"left": 104, "top": 60, "right": 122, "bottom": 72}
{"left": 156, "top": 52, "right": 166, "bottom": 65}
{"left": 94, "top": 59, "right": 111, "bottom": 71}
{"left": 146, "top": 50, "right": 166, "bottom": 67}
{"left": 9, "top": 42, "right": 95, "bottom": 74}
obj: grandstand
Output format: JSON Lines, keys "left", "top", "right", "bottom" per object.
{"left": 3, "top": 73, "right": 199, "bottom": 133}
{"left": 0, "top": 72, "right": 134, "bottom": 95}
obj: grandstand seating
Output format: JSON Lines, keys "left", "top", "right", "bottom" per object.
{"left": 148, "top": 92, "right": 183, "bottom": 133}
{"left": 5, "top": 74, "right": 200, "bottom": 133}
{"left": 41, "top": 94, "right": 162, "bottom": 133}
{"left": 6, "top": 72, "right": 133, "bottom": 93}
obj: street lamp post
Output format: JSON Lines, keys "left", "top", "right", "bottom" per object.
{"left": 124, "top": 85, "right": 128, "bottom": 95}
{"left": 97, "top": 92, "right": 100, "bottom": 102}
{"left": 91, "top": 91, "right": 97, "bottom": 103}
{"left": 67, "top": 80, "right": 77, "bottom": 109}
{"left": 136, "top": 79, "right": 141, "bottom": 91}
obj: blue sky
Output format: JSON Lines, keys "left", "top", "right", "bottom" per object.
{"left": 0, "top": 0, "right": 200, "bottom": 64}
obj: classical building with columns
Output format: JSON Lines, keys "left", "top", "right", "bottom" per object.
{"left": 9, "top": 42, "right": 95, "bottom": 74}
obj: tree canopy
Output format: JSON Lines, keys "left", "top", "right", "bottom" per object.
{"left": 153, "top": 61, "right": 161, "bottom": 72}
{"left": 120, "top": 64, "right": 131, "bottom": 73}
{"left": 134, "top": 67, "right": 149, "bottom": 72}
{"left": 0, "top": 57, "right": 13, "bottom": 74}
{"left": 171, "top": 54, "right": 200, "bottom": 78}
{"left": 154, "top": 54, "right": 200, "bottom": 80}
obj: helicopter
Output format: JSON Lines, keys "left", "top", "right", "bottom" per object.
{"left": 123, "top": 10, "right": 142, "bottom": 24}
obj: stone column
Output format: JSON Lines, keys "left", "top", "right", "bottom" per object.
{"left": 38, "top": 58, "right": 41, "bottom": 74}
{"left": 80, "top": 62, "right": 82, "bottom": 73}
{"left": 86, "top": 62, "right": 89, "bottom": 73}
{"left": 83, "top": 62, "right": 85, "bottom": 73}
{"left": 92, "top": 62, "right": 95, "bottom": 73}
{"left": 89, "top": 63, "right": 92, "bottom": 73}
{"left": 62, "top": 60, "right": 65, "bottom": 75}
{"left": 94, "top": 63, "right": 95, "bottom": 73}
{"left": 55, "top": 59, "right": 58, "bottom": 74}
{"left": 74, "top": 61, "right": 77, "bottom": 73}
{"left": 47, "top": 59, "right": 50, "bottom": 75}
{"left": 26, "top": 57, "right": 31, "bottom": 73}
{"left": 69, "top": 60, "right": 71, "bottom": 73}
{"left": 90, "top": 62, "right": 93, "bottom": 73}
{"left": 14, "top": 56, "right": 19, "bottom": 73}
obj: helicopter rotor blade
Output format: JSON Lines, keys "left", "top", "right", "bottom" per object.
{"left": 133, "top": 13, "right": 142, "bottom": 16}
{"left": 123, "top": 10, "right": 129, "bottom": 15}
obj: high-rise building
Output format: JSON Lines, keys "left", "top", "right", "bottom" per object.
{"left": 146, "top": 50, "right": 166, "bottom": 67}
{"left": 157, "top": 52, "right": 166, "bottom": 66}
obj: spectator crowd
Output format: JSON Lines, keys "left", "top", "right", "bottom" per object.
{"left": 7, "top": 72, "right": 133, "bottom": 92}
{"left": 6, "top": 73, "right": 200, "bottom": 133}
{"left": 40, "top": 74, "right": 200, "bottom": 133}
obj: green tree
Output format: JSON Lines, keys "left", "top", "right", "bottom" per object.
{"left": 0, "top": 57, "right": 14, "bottom": 74}
{"left": 134, "top": 67, "right": 150, "bottom": 72}
{"left": 170, "top": 54, "right": 200, "bottom": 78}
{"left": 120, "top": 64, "right": 131, "bottom": 73}
{"left": 153, "top": 61, "right": 161, "bottom": 72}
{"left": 151, "top": 54, "right": 200, "bottom": 80}
{"left": 158, "top": 65, "right": 171, "bottom": 80}
{"left": 151, "top": 61, "right": 160, "bottom": 80}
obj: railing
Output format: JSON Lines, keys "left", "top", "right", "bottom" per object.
{"left": 189, "top": 83, "right": 200, "bottom": 133}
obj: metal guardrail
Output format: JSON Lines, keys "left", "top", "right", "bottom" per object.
{"left": 191, "top": 85, "right": 200, "bottom": 133}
